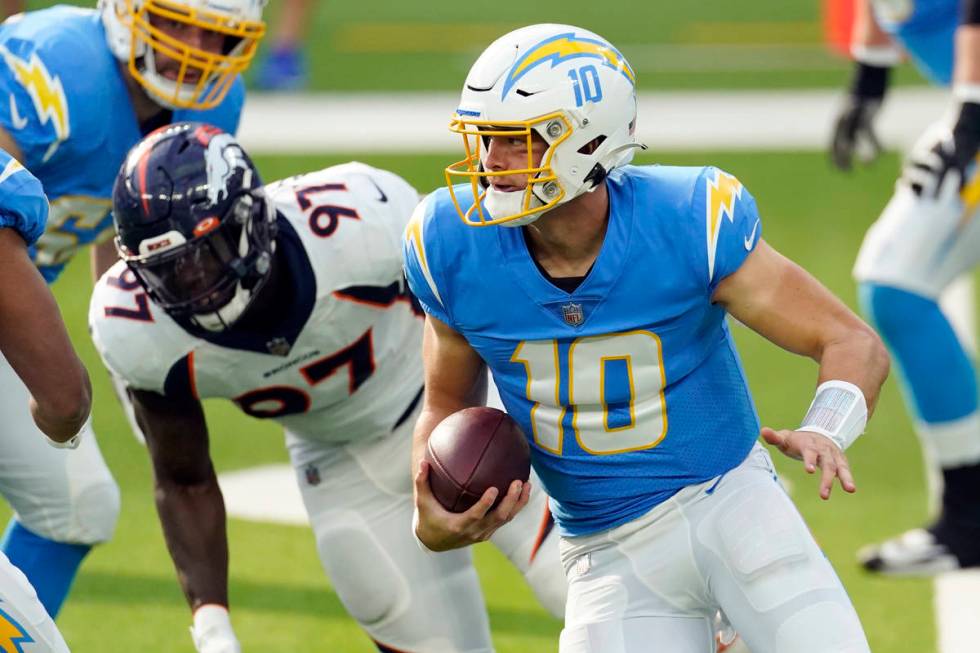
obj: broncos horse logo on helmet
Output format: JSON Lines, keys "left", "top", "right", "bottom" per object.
{"left": 112, "top": 121, "right": 277, "bottom": 332}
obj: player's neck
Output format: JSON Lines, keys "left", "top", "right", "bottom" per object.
{"left": 119, "top": 62, "right": 171, "bottom": 128}
{"left": 522, "top": 182, "right": 609, "bottom": 278}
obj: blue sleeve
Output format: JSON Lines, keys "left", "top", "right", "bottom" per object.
{"left": 0, "top": 149, "right": 48, "bottom": 245}
{"left": 693, "top": 166, "right": 762, "bottom": 293}
{"left": 0, "top": 36, "right": 75, "bottom": 169}
{"left": 402, "top": 196, "right": 454, "bottom": 326}
{"left": 177, "top": 76, "right": 245, "bottom": 135}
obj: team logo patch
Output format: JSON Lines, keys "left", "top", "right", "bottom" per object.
{"left": 0, "top": 604, "right": 33, "bottom": 653}
{"left": 304, "top": 464, "right": 321, "bottom": 487}
{"left": 561, "top": 302, "right": 585, "bottom": 326}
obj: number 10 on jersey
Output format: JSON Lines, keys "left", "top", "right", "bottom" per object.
{"left": 510, "top": 330, "right": 667, "bottom": 456}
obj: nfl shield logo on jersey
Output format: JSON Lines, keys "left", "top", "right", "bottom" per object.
{"left": 561, "top": 303, "right": 585, "bottom": 326}
{"left": 304, "top": 464, "right": 321, "bottom": 487}
{"left": 266, "top": 337, "right": 292, "bottom": 357}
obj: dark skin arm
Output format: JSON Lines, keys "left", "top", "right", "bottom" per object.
{"left": 131, "top": 387, "right": 229, "bottom": 611}
{"left": 0, "top": 228, "right": 91, "bottom": 441}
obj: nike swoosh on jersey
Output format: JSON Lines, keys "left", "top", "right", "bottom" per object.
{"left": 367, "top": 176, "right": 388, "bottom": 203}
{"left": 744, "top": 219, "right": 760, "bottom": 250}
{"left": 8, "top": 94, "right": 27, "bottom": 130}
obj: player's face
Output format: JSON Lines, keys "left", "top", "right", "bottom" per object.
{"left": 483, "top": 130, "right": 549, "bottom": 192}
{"left": 149, "top": 13, "right": 228, "bottom": 84}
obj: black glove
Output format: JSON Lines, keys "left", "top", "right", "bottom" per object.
{"left": 830, "top": 62, "right": 891, "bottom": 171}
{"left": 903, "top": 102, "right": 980, "bottom": 197}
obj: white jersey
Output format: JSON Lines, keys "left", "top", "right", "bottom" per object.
{"left": 89, "top": 162, "right": 424, "bottom": 444}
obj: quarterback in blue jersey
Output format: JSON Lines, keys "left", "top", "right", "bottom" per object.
{"left": 835, "top": 0, "right": 980, "bottom": 575}
{"left": 406, "top": 24, "right": 890, "bottom": 653}
{"left": 0, "top": 0, "right": 266, "bottom": 622}
{"left": 0, "top": 149, "right": 90, "bottom": 652}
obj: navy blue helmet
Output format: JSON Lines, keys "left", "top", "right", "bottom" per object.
{"left": 112, "top": 122, "right": 277, "bottom": 331}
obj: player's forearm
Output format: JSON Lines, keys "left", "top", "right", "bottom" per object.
{"left": 0, "top": 230, "right": 92, "bottom": 439}
{"left": 155, "top": 475, "right": 231, "bottom": 610}
{"left": 813, "top": 325, "right": 890, "bottom": 416}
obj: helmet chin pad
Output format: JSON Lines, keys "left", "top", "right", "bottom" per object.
{"left": 485, "top": 186, "right": 546, "bottom": 227}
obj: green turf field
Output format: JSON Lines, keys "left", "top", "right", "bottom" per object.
{"left": 14, "top": 149, "right": 937, "bottom": 652}
{"left": 26, "top": 0, "right": 932, "bottom": 90}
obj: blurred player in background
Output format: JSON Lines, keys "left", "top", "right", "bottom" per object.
{"left": 1, "top": 1, "right": 22, "bottom": 19}
{"left": 0, "top": 149, "right": 90, "bottom": 652}
{"left": 0, "top": 0, "right": 266, "bottom": 620}
{"left": 255, "top": 0, "right": 312, "bottom": 90}
{"left": 851, "top": 0, "right": 980, "bottom": 574}
{"left": 407, "top": 23, "right": 890, "bottom": 653}
{"left": 90, "top": 123, "right": 567, "bottom": 653}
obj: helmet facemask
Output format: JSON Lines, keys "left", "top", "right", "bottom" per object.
{"left": 103, "top": 0, "right": 266, "bottom": 110}
{"left": 446, "top": 112, "right": 572, "bottom": 227}
{"left": 119, "top": 189, "right": 277, "bottom": 332}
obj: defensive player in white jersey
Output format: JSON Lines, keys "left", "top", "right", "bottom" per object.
{"left": 0, "top": 149, "right": 87, "bottom": 652}
{"left": 0, "top": 0, "right": 266, "bottom": 620}
{"left": 89, "top": 123, "right": 566, "bottom": 653}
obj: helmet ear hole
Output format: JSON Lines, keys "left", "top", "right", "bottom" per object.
{"left": 577, "top": 135, "right": 606, "bottom": 156}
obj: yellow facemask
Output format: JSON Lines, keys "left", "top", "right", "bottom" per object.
{"left": 445, "top": 112, "right": 572, "bottom": 227}
{"left": 120, "top": 0, "right": 265, "bottom": 110}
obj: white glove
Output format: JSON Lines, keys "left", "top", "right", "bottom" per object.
{"left": 191, "top": 605, "right": 241, "bottom": 653}
{"left": 901, "top": 123, "right": 964, "bottom": 199}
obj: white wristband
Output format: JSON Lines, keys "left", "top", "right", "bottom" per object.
{"left": 851, "top": 43, "right": 902, "bottom": 67}
{"left": 953, "top": 83, "right": 980, "bottom": 104}
{"left": 799, "top": 380, "right": 868, "bottom": 450}
{"left": 45, "top": 414, "right": 90, "bottom": 450}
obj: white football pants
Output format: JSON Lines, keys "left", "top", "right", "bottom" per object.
{"left": 558, "top": 445, "right": 870, "bottom": 653}
{"left": 0, "top": 353, "right": 118, "bottom": 544}
{"left": 285, "top": 407, "right": 566, "bottom": 653}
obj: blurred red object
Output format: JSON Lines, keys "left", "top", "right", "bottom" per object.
{"left": 824, "top": 0, "right": 856, "bottom": 57}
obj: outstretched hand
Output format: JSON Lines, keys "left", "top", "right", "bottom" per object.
{"left": 761, "top": 427, "right": 856, "bottom": 500}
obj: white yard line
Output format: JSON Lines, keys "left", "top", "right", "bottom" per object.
{"left": 239, "top": 87, "right": 950, "bottom": 154}
{"left": 228, "top": 87, "right": 976, "bottom": 653}
{"left": 935, "top": 571, "right": 980, "bottom": 653}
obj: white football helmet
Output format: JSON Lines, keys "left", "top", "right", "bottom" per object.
{"left": 446, "top": 23, "right": 642, "bottom": 227}
{"left": 100, "top": 0, "right": 267, "bottom": 110}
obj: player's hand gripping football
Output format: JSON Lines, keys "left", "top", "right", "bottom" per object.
{"left": 761, "top": 427, "right": 856, "bottom": 500}
{"left": 413, "top": 460, "right": 531, "bottom": 552}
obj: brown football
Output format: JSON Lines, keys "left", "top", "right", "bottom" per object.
{"left": 424, "top": 407, "right": 531, "bottom": 513}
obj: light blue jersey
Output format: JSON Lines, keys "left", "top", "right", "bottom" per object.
{"left": 872, "top": 0, "right": 958, "bottom": 84}
{"left": 0, "top": 6, "right": 245, "bottom": 282}
{"left": 405, "top": 165, "right": 764, "bottom": 536}
{"left": 0, "top": 148, "right": 47, "bottom": 245}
